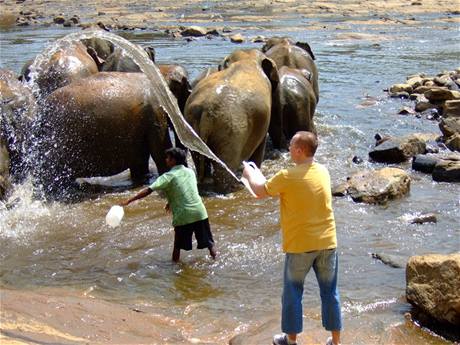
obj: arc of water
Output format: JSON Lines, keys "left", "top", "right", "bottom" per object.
{"left": 30, "top": 30, "right": 241, "bottom": 183}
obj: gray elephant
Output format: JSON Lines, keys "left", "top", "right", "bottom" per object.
{"left": 22, "top": 41, "right": 99, "bottom": 98}
{"left": 270, "top": 66, "right": 318, "bottom": 148}
{"left": 0, "top": 69, "right": 37, "bottom": 185}
{"left": 184, "top": 49, "right": 278, "bottom": 193}
{"left": 262, "top": 37, "right": 319, "bottom": 149}
{"left": 35, "top": 72, "right": 172, "bottom": 195}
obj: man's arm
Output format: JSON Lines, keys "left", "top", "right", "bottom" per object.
{"left": 242, "top": 163, "right": 269, "bottom": 198}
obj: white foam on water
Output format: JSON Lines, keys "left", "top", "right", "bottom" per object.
{"left": 0, "top": 178, "right": 51, "bottom": 239}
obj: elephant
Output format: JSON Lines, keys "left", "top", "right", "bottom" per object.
{"left": 261, "top": 36, "right": 319, "bottom": 149}
{"left": 184, "top": 49, "right": 279, "bottom": 193}
{"left": 0, "top": 69, "right": 37, "bottom": 184}
{"left": 21, "top": 41, "right": 99, "bottom": 98}
{"left": 35, "top": 72, "right": 172, "bottom": 195}
{"left": 101, "top": 46, "right": 155, "bottom": 72}
{"left": 269, "top": 66, "right": 317, "bottom": 149}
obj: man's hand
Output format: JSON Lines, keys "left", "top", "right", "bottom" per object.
{"left": 242, "top": 161, "right": 269, "bottom": 198}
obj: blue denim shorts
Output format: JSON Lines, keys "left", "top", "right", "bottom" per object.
{"left": 281, "top": 248, "right": 342, "bottom": 334}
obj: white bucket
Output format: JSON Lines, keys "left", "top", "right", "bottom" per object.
{"left": 105, "top": 205, "right": 124, "bottom": 228}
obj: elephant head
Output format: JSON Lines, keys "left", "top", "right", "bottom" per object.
{"left": 261, "top": 37, "right": 319, "bottom": 149}
{"left": 22, "top": 41, "right": 99, "bottom": 98}
{"left": 0, "top": 69, "right": 37, "bottom": 184}
{"left": 35, "top": 72, "right": 172, "bottom": 196}
{"left": 185, "top": 49, "right": 278, "bottom": 193}
{"left": 101, "top": 45, "right": 155, "bottom": 72}
{"left": 261, "top": 36, "right": 318, "bottom": 101}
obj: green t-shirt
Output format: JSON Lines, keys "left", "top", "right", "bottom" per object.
{"left": 149, "top": 165, "right": 207, "bottom": 226}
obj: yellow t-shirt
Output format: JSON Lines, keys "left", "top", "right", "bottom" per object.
{"left": 265, "top": 162, "right": 337, "bottom": 253}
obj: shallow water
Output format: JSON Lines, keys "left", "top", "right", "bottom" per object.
{"left": 1, "top": 12, "right": 459, "bottom": 344}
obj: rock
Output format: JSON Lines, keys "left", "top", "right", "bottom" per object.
{"left": 413, "top": 85, "right": 437, "bottom": 94}
{"left": 406, "top": 253, "right": 460, "bottom": 326}
{"left": 331, "top": 182, "right": 348, "bottom": 197}
{"left": 445, "top": 133, "right": 460, "bottom": 152}
{"left": 409, "top": 213, "right": 437, "bottom": 224}
{"left": 251, "top": 35, "right": 266, "bottom": 43}
{"left": 53, "top": 16, "right": 65, "bottom": 24}
{"left": 389, "top": 91, "right": 410, "bottom": 99}
{"left": 439, "top": 117, "right": 460, "bottom": 138}
{"left": 342, "top": 167, "right": 411, "bottom": 204}
{"left": 352, "top": 156, "right": 363, "bottom": 164}
{"left": 398, "top": 106, "right": 415, "bottom": 115}
{"left": 369, "top": 134, "right": 427, "bottom": 163}
{"left": 206, "top": 29, "right": 219, "bottom": 36}
{"left": 0, "top": 12, "right": 18, "bottom": 28}
{"left": 389, "top": 83, "right": 413, "bottom": 93}
{"left": 180, "top": 26, "right": 207, "bottom": 37}
{"left": 415, "top": 100, "right": 438, "bottom": 113}
{"left": 406, "top": 76, "right": 423, "bottom": 89}
{"left": 230, "top": 34, "right": 245, "bottom": 43}
{"left": 372, "top": 253, "right": 406, "bottom": 268}
{"left": 443, "top": 100, "right": 460, "bottom": 117}
{"left": 425, "top": 88, "right": 460, "bottom": 102}
{"left": 412, "top": 154, "right": 441, "bottom": 173}
{"left": 432, "top": 159, "right": 460, "bottom": 182}
{"left": 222, "top": 26, "right": 232, "bottom": 33}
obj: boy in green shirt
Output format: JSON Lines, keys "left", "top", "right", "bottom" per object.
{"left": 121, "top": 148, "right": 216, "bottom": 262}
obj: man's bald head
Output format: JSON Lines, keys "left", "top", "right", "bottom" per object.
{"left": 291, "top": 131, "right": 318, "bottom": 157}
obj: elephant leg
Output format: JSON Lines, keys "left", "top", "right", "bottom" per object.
{"left": 212, "top": 162, "right": 242, "bottom": 194}
{"left": 249, "top": 136, "right": 267, "bottom": 168}
{"left": 130, "top": 148, "right": 150, "bottom": 183}
{"left": 269, "top": 87, "right": 284, "bottom": 150}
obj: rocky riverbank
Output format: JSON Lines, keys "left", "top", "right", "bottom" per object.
{"left": 1, "top": 0, "right": 459, "bottom": 33}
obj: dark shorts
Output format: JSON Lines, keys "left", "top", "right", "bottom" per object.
{"left": 174, "top": 218, "right": 214, "bottom": 251}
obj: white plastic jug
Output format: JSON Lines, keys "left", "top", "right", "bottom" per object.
{"left": 106, "top": 205, "right": 124, "bottom": 228}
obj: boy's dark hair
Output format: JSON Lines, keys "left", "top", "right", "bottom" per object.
{"left": 165, "top": 147, "right": 188, "bottom": 166}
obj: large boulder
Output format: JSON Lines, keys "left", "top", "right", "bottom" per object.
{"left": 369, "top": 133, "right": 433, "bottom": 163}
{"left": 333, "top": 167, "right": 411, "bottom": 204}
{"left": 439, "top": 117, "right": 460, "bottom": 138}
{"left": 443, "top": 99, "right": 460, "bottom": 117}
{"left": 432, "top": 158, "right": 460, "bottom": 182}
{"left": 406, "top": 253, "right": 460, "bottom": 327}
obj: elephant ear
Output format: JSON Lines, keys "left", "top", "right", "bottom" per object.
{"left": 295, "top": 41, "right": 315, "bottom": 60}
{"left": 261, "top": 57, "right": 279, "bottom": 90}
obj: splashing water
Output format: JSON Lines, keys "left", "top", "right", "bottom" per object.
{"left": 27, "top": 29, "right": 241, "bottom": 183}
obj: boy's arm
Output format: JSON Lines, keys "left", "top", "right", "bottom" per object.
{"left": 120, "top": 188, "right": 153, "bottom": 206}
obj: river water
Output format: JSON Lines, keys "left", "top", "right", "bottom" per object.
{"left": 0, "top": 12, "right": 459, "bottom": 345}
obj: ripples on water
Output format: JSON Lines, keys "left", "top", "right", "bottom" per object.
{"left": 0, "top": 14, "right": 459, "bottom": 343}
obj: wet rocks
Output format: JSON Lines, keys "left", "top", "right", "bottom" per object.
{"left": 408, "top": 213, "right": 437, "bottom": 224}
{"left": 406, "top": 253, "right": 460, "bottom": 329}
{"left": 333, "top": 167, "right": 411, "bottom": 204}
{"left": 230, "top": 33, "right": 245, "bottom": 43}
{"left": 180, "top": 26, "right": 208, "bottom": 37}
{"left": 412, "top": 153, "right": 460, "bottom": 182}
{"left": 389, "top": 69, "right": 460, "bottom": 117}
{"left": 369, "top": 133, "right": 433, "bottom": 163}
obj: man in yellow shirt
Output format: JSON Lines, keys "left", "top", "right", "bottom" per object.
{"left": 242, "top": 131, "right": 342, "bottom": 345}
